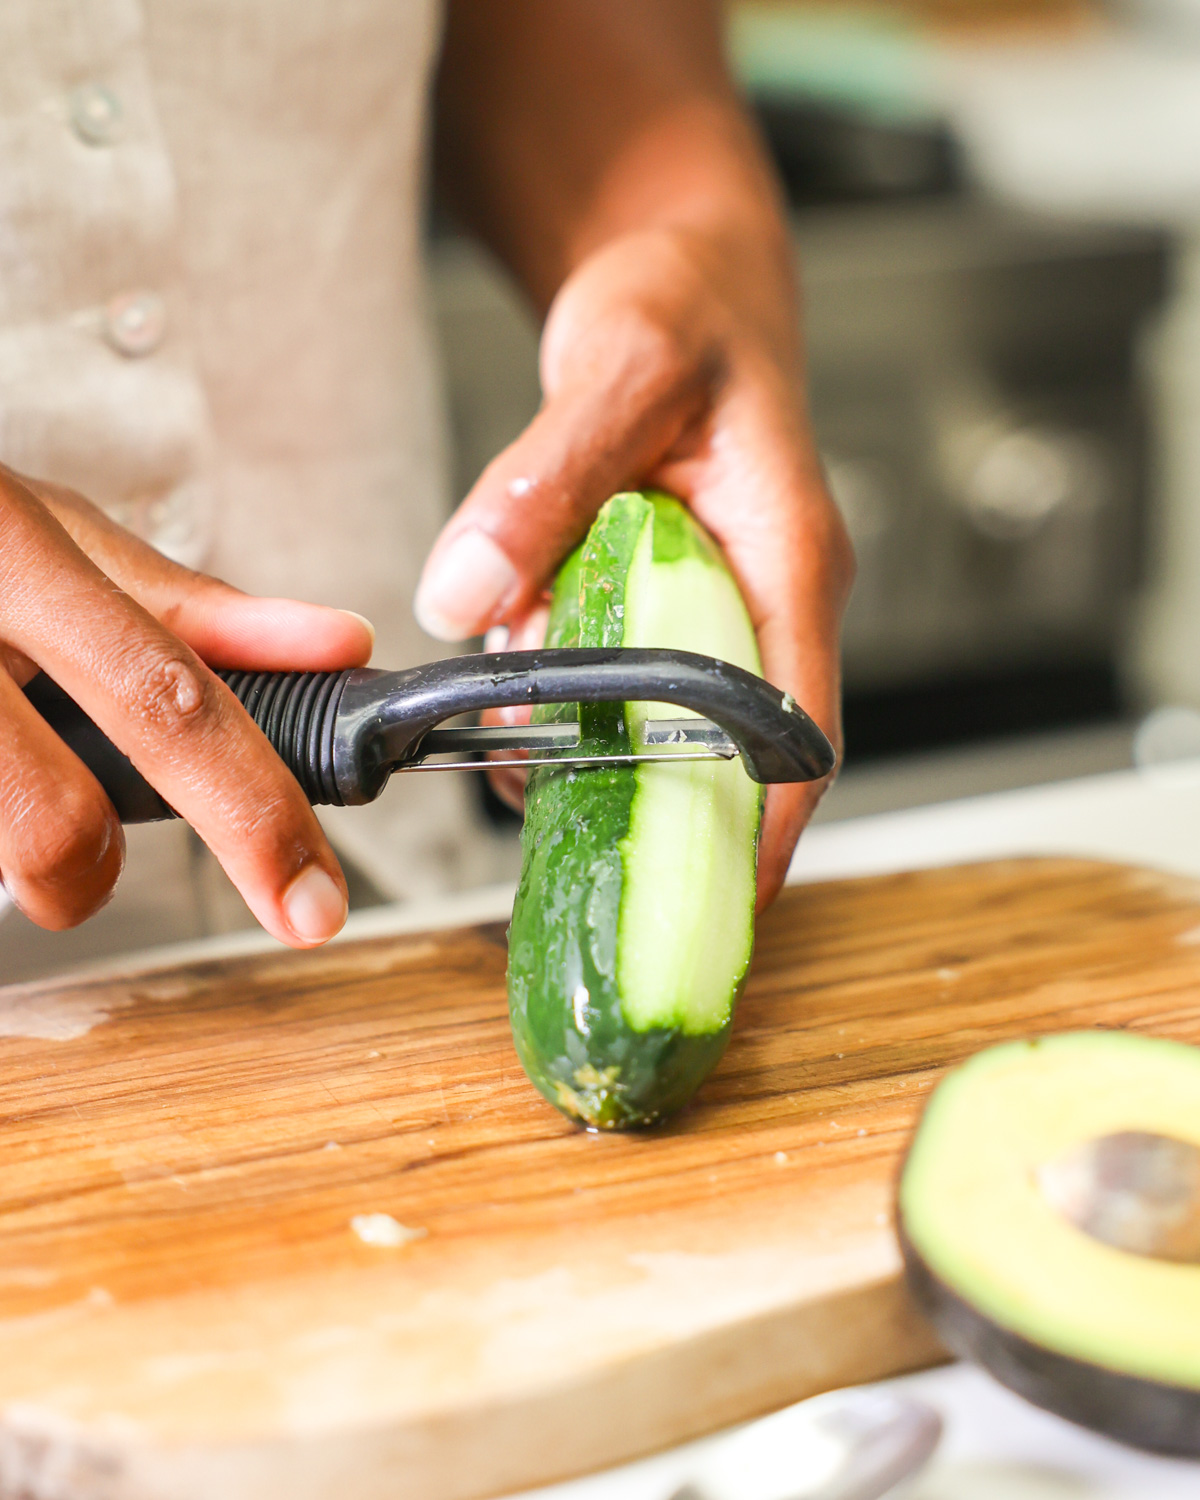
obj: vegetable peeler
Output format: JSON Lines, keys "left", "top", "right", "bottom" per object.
{"left": 24, "top": 649, "right": 836, "bottom": 824}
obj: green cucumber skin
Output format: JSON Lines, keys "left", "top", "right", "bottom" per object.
{"left": 507, "top": 492, "right": 750, "bottom": 1130}
{"left": 508, "top": 758, "right": 731, "bottom": 1129}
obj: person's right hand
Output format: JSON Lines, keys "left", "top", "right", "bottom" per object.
{"left": 0, "top": 465, "right": 374, "bottom": 946}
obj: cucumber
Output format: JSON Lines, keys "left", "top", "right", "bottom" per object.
{"left": 506, "top": 491, "right": 763, "bottom": 1129}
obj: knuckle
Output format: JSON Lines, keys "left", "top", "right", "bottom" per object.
{"left": 221, "top": 796, "right": 286, "bottom": 849}
{"left": 130, "top": 650, "right": 217, "bottom": 737}
{"left": 209, "top": 779, "right": 314, "bottom": 866}
{"left": 9, "top": 784, "right": 118, "bottom": 894}
{"left": 154, "top": 574, "right": 210, "bottom": 636}
{"left": 805, "top": 480, "right": 857, "bottom": 603}
{"left": 624, "top": 306, "right": 707, "bottom": 390}
{"left": 828, "top": 508, "right": 857, "bottom": 598}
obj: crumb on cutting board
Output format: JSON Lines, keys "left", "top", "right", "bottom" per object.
{"left": 350, "top": 1213, "right": 427, "bottom": 1248}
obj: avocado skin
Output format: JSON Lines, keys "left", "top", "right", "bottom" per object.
{"left": 900, "top": 1224, "right": 1200, "bottom": 1456}
{"left": 506, "top": 493, "right": 740, "bottom": 1131}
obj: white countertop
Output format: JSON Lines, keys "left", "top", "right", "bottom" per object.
{"left": 789, "top": 757, "right": 1200, "bottom": 888}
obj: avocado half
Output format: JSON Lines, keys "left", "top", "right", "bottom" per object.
{"left": 898, "top": 1031, "right": 1200, "bottom": 1455}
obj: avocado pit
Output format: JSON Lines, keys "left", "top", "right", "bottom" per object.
{"left": 898, "top": 1032, "right": 1200, "bottom": 1456}
{"left": 1038, "top": 1130, "right": 1200, "bottom": 1264}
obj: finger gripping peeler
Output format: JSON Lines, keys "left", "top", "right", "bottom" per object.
{"left": 25, "top": 649, "right": 836, "bottom": 824}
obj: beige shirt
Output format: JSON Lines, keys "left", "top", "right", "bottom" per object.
{"left": 0, "top": 0, "right": 493, "bottom": 903}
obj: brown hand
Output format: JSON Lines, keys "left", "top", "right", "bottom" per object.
{"left": 0, "top": 467, "right": 373, "bottom": 943}
{"left": 414, "top": 229, "right": 853, "bottom": 907}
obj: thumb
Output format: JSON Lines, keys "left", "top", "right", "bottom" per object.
{"left": 414, "top": 334, "right": 713, "bottom": 643}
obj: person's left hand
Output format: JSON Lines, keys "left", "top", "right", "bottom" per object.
{"left": 414, "top": 225, "right": 853, "bottom": 909}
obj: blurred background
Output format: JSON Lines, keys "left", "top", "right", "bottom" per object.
{"left": 434, "top": 0, "right": 1200, "bottom": 823}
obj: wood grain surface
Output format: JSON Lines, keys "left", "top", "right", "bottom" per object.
{"left": 1, "top": 857, "right": 1199, "bottom": 1500}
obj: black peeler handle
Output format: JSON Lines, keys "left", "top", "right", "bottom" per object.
{"left": 23, "top": 649, "right": 836, "bottom": 824}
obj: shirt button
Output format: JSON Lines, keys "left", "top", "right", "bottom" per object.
{"left": 69, "top": 83, "right": 123, "bottom": 146}
{"left": 104, "top": 291, "right": 166, "bottom": 357}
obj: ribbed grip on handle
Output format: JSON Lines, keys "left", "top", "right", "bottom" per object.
{"left": 23, "top": 668, "right": 357, "bottom": 824}
{"left": 220, "top": 670, "right": 352, "bottom": 806}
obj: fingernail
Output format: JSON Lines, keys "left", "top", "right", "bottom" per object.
{"left": 338, "top": 610, "right": 376, "bottom": 650}
{"left": 483, "top": 624, "right": 510, "bottom": 653}
{"left": 283, "top": 865, "right": 347, "bottom": 945}
{"left": 414, "top": 530, "right": 518, "bottom": 642}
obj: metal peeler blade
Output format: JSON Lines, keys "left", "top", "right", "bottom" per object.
{"left": 400, "top": 718, "right": 739, "bottom": 772}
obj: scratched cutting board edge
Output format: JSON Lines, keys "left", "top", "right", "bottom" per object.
{"left": 0, "top": 857, "right": 1199, "bottom": 1500}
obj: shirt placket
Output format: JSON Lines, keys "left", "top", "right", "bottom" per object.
{"left": 0, "top": 0, "right": 216, "bottom": 568}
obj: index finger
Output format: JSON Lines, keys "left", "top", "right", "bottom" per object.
{"left": 20, "top": 474, "right": 375, "bottom": 672}
{"left": 0, "top": 481, "right": 349, "bottom": 947}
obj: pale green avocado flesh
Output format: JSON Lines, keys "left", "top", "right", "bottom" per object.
{"left": 900, "top": 1030, "right": 1200, "bottom": 1454}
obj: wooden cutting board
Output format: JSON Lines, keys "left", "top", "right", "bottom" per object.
{"left": 2, "top": 856, "right": 1200, "bottom": 1500}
